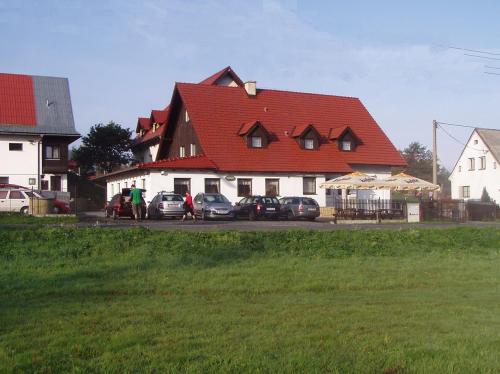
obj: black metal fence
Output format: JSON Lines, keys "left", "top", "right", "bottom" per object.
{"left": 333, "top": 199, "right": 407, "bottom": 220}
{"left": 420, "top": 200, "right": 467, "bottom": 222}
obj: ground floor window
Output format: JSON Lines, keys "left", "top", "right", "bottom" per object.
{"left": 265, "top": 178, "right": 279, "bottom": 196}
{"left": 174, "top": 178, "right": 191, "bottom": 196}
{"left": 141, "top": 179, "right": 146, "bottom": 189}
{"left": 41, "top": 180, "right": 49, "bottom": 190}
{"left": 0, "top": 176, "right": 9, "bottom": 184}
{"left": 460, "top": 185, "right": 470, "bottom": 198}
{"left": 237, "top": 178, "right": 252, "bottom": 197}
{"left": 303, "top": 177, "right": 316, "bottom": 195}
{"left": 50, "top": 176, "right": 62, "bottom": 191}
{"left": 205, "top": 178, "right": 220, "bottom": 193}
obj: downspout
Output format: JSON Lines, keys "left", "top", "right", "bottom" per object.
{"left": 38, "top": 135, "right": 43, "bottom": 189}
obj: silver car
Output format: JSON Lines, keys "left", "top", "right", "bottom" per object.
{"left": 147, "top": 192, "right": 185, "bottom": 219}
{"left": 193, "top": 193, "right": 234, "bottom": 220}
{"left": 279, "top": 196, "right": 320, "bottom": 220}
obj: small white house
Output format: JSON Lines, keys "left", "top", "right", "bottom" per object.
{"left": 99, "top": 67, "right": 406, "bottom": 206}
{"left": 449, "top": 128, "right": 500, "bottom": 203}
{"left": 0, "top": 73, "right": 80, "bottom": 192}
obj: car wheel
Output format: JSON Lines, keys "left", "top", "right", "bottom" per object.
{"left": 307, "top": 217, "right": 316, "bottom": 221}
{"left": 20, "top": 206, "right": 29, "bottom": 215}
{"left": 105, "top": 209, "right": 110, "bottom": 218}
{"left": 249, "top": 210, "right": 256, "bottom": 221}
{"left": 52, "top": 206, "right": 60, "bottom": 214}
{"left": 287, "top": 211, "right": 294, "bottom": 220}
{"left": 112, "top": 210, "right": 117, "bottom": 220}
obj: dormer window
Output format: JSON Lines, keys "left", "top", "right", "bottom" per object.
{"left": 179, "top": 146, "right": 185, "bottom": 158}
{"left": 251, "top": 136, "right": 262, "bottom": 148}
{"left": 238, "top": 120, "right": 269, "bottom": 149}
{"left": 341, "top": 140, "right": 352, "bottom": 151}
{"left": 304, "top": 138, "right": 314, "bottom": 150}
{"left": 291, "top": 124, "right": 321, "bottom": 150}
{"left": 329, "top": 126, "right": 362, "bottom": 152}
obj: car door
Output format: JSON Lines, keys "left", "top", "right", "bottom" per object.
{"left": 193, "top": 194, "right": 203, "bottom": 215}
{"left": 8, "top": 190, "right": 27, "bottom": 212}
{"left": 234, "top": 197, "right": 247, "bottom": 216}
{"left": 0, "top": 191, "right": 8, "bottom": 212}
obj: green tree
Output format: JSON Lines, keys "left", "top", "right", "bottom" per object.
{"left": 72, "top": 122, "right": 133, "bottom": 175}
{"left": 398, "top": 142, "right": 451, "bottom": 196}
{"left": 480, "top": 187, "right": 491, "bottom": 202}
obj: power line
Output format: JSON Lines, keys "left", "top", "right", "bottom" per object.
{"left": 436, "top": 121, "right": 477, "bottom": 129}
{"left": 484, "top": 71, "right": 500, "bottom": 76}
{"left": 443, "top": 45, "right": 500, "bottom": 56}
{"left": 464, "top": 53, "right": 500, "bottom": 61}
{"left": 437, "top": 124, "right": 486, "bottom": 153}
{"left": 485, "top": 65, "right": 500, "bottom": 70}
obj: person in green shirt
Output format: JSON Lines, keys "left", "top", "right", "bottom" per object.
{"left": 130, "top": 184, "right": 143, "bottom": 221}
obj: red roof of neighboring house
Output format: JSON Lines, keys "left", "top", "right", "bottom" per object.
{"left": 0, "top": 73, "right": 36, "bottom": 126}
{"left": 151, "top": 109, "right": 168, "bottom": 124}
{"left": 136, "top": 117, "right": 152, "bottom": 132}
{"left": 134, "top": 107, "right": 171, "bottom": 146}
{"left": 176, "top": 83, "right": 406, "bottom": 173}
{"left": 199, "top": 66, "right": 244, "bottom": 86}
{"left": 138, "top": 154, "right": 217, "bottom": 170}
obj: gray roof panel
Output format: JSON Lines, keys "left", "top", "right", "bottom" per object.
{"left": 477, "top": 129, "right": 500, "bottom": 163}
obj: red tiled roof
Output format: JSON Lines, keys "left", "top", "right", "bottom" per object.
{"left": 291, "top": 123, "right": 318, "bottom": 138}
{"left": 138, "top": 154, "right": 217, "bottom": 170}
{"left": 329, "top": 125, "right": 349, "bottom": 139}
{"left": 0, "top": 73, "right": 36, "bottom": 126}
{"left": 238, "top": 120, "right": 260, "bottom": 135}
{"left": 151, "top": 109, "right": 168, "bottom": 124}
{"left": 136, "top": 117, "right": 152, "bottom": 132}
{"left": 176, "top": 83, "right": 406, "bottom": 173}
{"left": 199, "top": 66, "right": 244, "bottom": 86}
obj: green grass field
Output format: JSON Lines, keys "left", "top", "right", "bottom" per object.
{"left": 1, "top": 227, "right": 499, "bottom": 373}
{"left": 0, "top": 213, "right": 77, "bottom": 225}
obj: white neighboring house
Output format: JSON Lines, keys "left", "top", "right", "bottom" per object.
{"left": 0, "top": 73, "right": 80, "bottom": 193}
{"left": 449, "top": 128, "right": 500, "bottom": 203}
{"left": 99, "top": 66, "right": 406, "bottom": 206}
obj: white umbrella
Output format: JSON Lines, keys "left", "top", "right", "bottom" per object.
{"left": 320, "top": 171, "right": 379, "bottom": 190}
{"left": 376, "top": 172, "right": 440, "bottom": 191}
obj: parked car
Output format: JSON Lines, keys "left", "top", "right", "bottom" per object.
{"left": 233, "top": 196, "right": 281, "bottom": 220}
{"left": 193, "top": 193, "right": 234, "bottom": 220}
{"left": 105, "top": 188, "right": 146, "bottom": 219}
{"left": 0, "top": 188, "right": 70, "bottom": 214}
{"left": 147, "top": 191, "right": 185, "bottom": 219}
{"left": 279, "top": 196, "right": 320, "bottom": 220}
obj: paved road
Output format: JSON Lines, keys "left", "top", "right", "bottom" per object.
{"left": 74, "top": 211, "right": 500, "bottom": 231}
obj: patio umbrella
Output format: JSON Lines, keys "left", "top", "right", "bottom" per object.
{"left": 375, "top": 172, "right": 440, "bottom": 191}
{"left": 320, "top": 171, "right": 379, "bottom": 190}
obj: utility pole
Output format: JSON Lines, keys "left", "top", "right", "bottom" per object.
{"left": 432, "top": 120, "right": 438, "bottom": 198}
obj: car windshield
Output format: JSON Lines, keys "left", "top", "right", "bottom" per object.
{"left": 261, "top": 197, "right": 279, "bottom": 204}
{"left": 162, "top": 195, "right": 183, "bottom": 202}
{"left": 204, "top": 194, "right": 229, "bottom": 203}
{"left": 302, "top": 198, "right": 317, "bottom": 205}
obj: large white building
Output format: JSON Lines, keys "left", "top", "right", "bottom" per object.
{"left": 449, "top": 128, "right": 500, "bottom": 203}
{"left": 0, "top": 73, "right": 80, "bottom": 193}
{"left": 99, "top": 67, "right": 406, "bottom": 206}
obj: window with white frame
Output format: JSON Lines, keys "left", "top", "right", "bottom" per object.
{"left": 204, "top": 178, "right": 220, "bottom": 193}
{"left": 494, "top": 162, "right": 497, "bottom": 169}
{"left": 9, "top": 143, "right": 23, "bottom": 151}
{"left": 111, "top": 184, "right": 114, "bottom": 195}
{"left": 458, "top": 165, "right": 462, "bottom": 172}
{"left": 341, "top": 141, "right": 352, "bottom": 151}
{"left": 237, "top": 178, "right": 252, "bottom": 197}
{"left": 141, "top": 179, "right": 146, "bottom": 189}
{"left": 179, "top": 146, "right": 185, "bottom": 157}
{"left": 474, "top": 139, "right": 478, "bottom": 145}
{"left": 251, "top": 136, "right": 262, "bottom": 148}
{"left": 265, "top": 178, "right": 279, "bottom": 196}
{"left": 304, "top": 138, "right": 314, "bottom": 150}
{"left": 45, "top": 145, "right": 60, "bottom": 159}
{"left": 468, "top": 158, "right": 475, "bottom": 171}
{"left": 479, "top": 156, "right": 486, "bottom": 170}
{"left": 190, "top": 143, "right": 196, "bottom": 156}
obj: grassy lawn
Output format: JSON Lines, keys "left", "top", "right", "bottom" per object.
{"left": 0, "top": 213, "right": 78, "bottom": 225}
{"left": 1, "top": 228, "right": 499, "bottom": 373}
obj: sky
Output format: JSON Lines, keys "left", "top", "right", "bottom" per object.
{"left": 1, "top": 0, "right": 500, "bottom": 169}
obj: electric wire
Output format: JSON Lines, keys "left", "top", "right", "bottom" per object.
{"left": 443, "top": 45, "right": 500, "bottom": 56}
{"left": 464, "top": 53, "right": 500, "bottom": 61}
{"left": 437, "top": 124, "right": 487, "bottom": 153}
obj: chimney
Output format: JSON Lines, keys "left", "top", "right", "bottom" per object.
{"left": 244, "top": 81, "right": 256, "bottom": 96}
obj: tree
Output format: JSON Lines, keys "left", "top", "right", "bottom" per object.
{"left": 398, "top": 142, "right": 451, "bottom": 197}
{"left": 481, "top": 187, "right": 491, "bottom": 202}
{"left": 72, "top": 122, "right": 134, "bottom": 175}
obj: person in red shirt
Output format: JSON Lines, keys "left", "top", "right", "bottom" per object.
{"left": 182, "top": 191, "right": 196, "bottom": 221}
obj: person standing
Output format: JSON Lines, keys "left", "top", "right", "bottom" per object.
{"left": 182, "top": 190, "right": 196, "bottom": 221}
{"left": 130, "top": 184, "right": 143, "bottom": 221}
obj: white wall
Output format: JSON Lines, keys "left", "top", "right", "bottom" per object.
{"left": 0, "top": 135, "right": 40, "bottom": 188}
{"left": 351, "top": 165, "right": 392, "bottom": 200}
{"left": 105, "top": 165, "right": 396, "bottom": 206}
{"left": 449, "top": 131, "right": 500, "bottom": 202}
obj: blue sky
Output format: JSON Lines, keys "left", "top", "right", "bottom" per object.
{"left": 2, "top": 0, "right": 500, "bottom": 169}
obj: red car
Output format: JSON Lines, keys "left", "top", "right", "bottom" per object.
{"left": 105, "top": 188, "right": 146, "bottom": 219}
